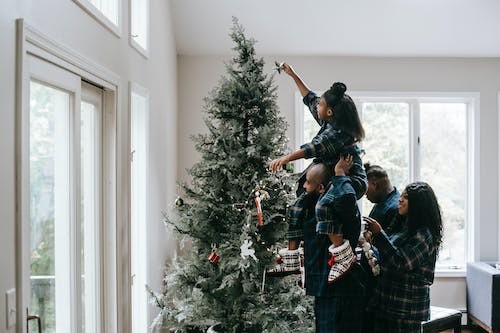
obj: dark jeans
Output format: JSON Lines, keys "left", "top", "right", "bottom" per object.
{"left": 314, "top": 296, "right": 364, "bottom": 333}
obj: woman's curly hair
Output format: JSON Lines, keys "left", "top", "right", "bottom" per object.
{"left": 405, "top": 181, "right": 443, "bottom": 248}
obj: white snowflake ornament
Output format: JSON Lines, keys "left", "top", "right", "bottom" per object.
{"left": 240, "top": 239, "right": 258, "bottom": 262}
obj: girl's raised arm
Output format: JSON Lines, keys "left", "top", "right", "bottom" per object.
{"left": 282, "top": 63, "right": 310, "bottom": 98}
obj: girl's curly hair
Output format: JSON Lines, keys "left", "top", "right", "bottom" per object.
{"left": 322, "top": 82, "right": 365, "bottom": 142}
{"left": 405, "top": 181, "right": 443, "bottom": 248}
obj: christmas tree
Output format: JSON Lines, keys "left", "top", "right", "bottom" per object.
{"left": 150, "top": 19, "right": 314, "bottom": 333}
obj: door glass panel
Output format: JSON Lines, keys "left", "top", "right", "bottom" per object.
{"left": 29, "top": 80, "right": 71, "bottom": 333}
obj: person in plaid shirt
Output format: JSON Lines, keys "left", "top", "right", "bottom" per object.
{"left": 362, "top": 163, "right": 400, "bottom": 333}
{"left": 269, "top": 63, "right": 367, "bottom": 283}
{"left": 269, "top": 160, "right": 367, "bottom": 332}
{"left": 364, "top": 182, "right": 443, "bottom": 333}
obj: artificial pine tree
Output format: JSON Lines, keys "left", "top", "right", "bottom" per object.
{"left": 150, "top": 19, "right": 314, "bottom": 333}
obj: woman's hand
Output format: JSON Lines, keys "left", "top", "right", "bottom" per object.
{"left": 363, "top": 216, "right": 382, "bottom": 235}
{"left": 334, "top": 154, "right": 353, "bottom": 176}
{"left": 269, "top": 156, "right": 289, "bottom": 173}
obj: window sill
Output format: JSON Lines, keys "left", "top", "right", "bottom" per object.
{"left": 129, "top": 37, "right": 149, "bottom": 59}
{"left": 435, "top": 269, "right": 466, "bottom": 278}
{"left": 73, "top": 0, "right": 122, "bottom": 38}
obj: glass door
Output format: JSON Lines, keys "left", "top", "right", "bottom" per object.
{"left": 23, "top": 55, "right": 103, "bottom": 333}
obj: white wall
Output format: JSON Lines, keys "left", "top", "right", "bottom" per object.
{"left": 0, "top": 0, "right": 177, "bottom": 331}
{"left": 178, "top": 55, "right": 500, "bottom": 311}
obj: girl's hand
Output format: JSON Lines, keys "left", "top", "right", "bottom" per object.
{"left": 334, "top": 154, "right": 353, "bottom": 176}
{"left": 363, "top": 216, "right": 382, "bottom": 235}
{"left": 269, "top": 156, "right": 289, "bottom": 173}
{"left": 281, "top": 63, "right": 294, "bottom": 76}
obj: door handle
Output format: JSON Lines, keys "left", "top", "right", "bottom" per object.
{"left": 27, "top": 311, "right": 42, "bottom": 333}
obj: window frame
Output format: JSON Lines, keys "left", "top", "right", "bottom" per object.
{"left": 73, "top": 0, "right": 122, "bottom": 37}
{"left": 295, "top": 90, "right": 480, "bottom": 276}
{"left": 129, "top": 0, "right": 150, "bottom": 58}
{"left": 81, "top": 81, "right": 104, "bottom": 332}
{"left": 129, "top": 81, "right": 150, "bottom": 333}
{"left": 16, "top": 19, "right": 122, "bottom": 332}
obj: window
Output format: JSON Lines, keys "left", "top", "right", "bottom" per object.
{"left": 18, "top": 21, "right": 120, "bottom": 333}
{"left": 130, "top": 0, "right": 150, "bottom": 57}
{"left": 297, "top": 92, "right": 478, "bottom": 272}
{"left": 29, "top": 79, "right": 72, "bottom": 332}
{"left": 27, "top": 57, "right": 105, "bottom": 332}
{"left": 130, "top": 83, "right": 150, "bottom": 333}
{"left": 73, "top": 0, "right": 121, "bottom": 36}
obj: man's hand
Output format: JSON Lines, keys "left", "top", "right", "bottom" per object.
{"left": 269, "top": 156, "right": 289, "bottom": 173}
{"left": 334, "top": 154, "right": 353, "bottom": 176}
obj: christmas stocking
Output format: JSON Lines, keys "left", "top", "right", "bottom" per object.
{"left": 267, "top": 248, "right": 301, "bottom": 277}
{"left": 327, "top": 240, "right": 356, "bottom": 284}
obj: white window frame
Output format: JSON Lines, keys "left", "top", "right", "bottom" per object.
{"left": 73, "top": 0, "right": 122, "bottom": 37}
{"left": 81, "top": 82, "right": 104, "bottom": 333}
{"left": 130, "top": 82, "right": 150, "bottom": 333}
{"left": 16, "top": 19, "right": 125, "bottom": 333}
{"left": 129, "top": 0, "right": 150, "bottom": 58}
{"left": 295, "top": 91, "right": 480, "bottom": 276}
{"left": 295, "top": 91, "right": 324, "bottom": 173}
{"left": 28, "top": 60, "right": 79, "bottom": 332}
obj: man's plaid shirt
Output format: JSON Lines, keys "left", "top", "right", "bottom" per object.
{"left": 286, "top": 183, "right": 365, "bottom": 298}
{"left": 369, "top": 223, "right": 438, "bottom": 321}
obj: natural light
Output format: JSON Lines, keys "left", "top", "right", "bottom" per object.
{"left": 301, "top": 96, "right": 472, "bottom": 271}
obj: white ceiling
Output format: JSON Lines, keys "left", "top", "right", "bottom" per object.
{"left": 170, "top": 0, "right": 500, "bottom": 57}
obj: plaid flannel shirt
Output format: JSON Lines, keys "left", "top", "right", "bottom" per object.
{"left": 301, "top": 91, "right": 355, "bottom": 165}
{"left": 288, "top": 189, "right": 365, "bottom": 298}
{"left": 369, "top": 187, "right": 400, "bottom": 230}
{"left": 286, "top": 192, "right": 313, "bottom": 241}
{"left": 369, "top": 224, "right": 437, "bottom": 321}
{"left": 315, "top": 176, "right": 360, "bottom": 235}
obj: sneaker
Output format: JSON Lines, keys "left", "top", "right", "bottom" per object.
{"left": 267, "top": 248, "right": 301, "bottom": 277}
{"left": 327, "top": 240, "right": 356, "bottom": 284}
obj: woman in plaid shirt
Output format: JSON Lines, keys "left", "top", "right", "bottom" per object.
{"left": 364, "top": 182, "right": 443, "bottom": 333}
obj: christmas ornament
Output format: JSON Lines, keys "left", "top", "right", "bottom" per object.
{"left": 240, "top": 239, "right": 258, "bottom": 262}
{"left": 208, "top": 243, "right": 220, "bottom": 265}
{"left": 253, "top": 186, "right": 270, "bottom": 227}
{"left": 273, "top": 61, "right": 285, "bottom": 74}
{"left": 254, "top": 196, "right": 263, "bottom": 227}
{"left": 208, "top": 252, "right": 220, "bottom": 265}
{"left": 175, "top": 196, "right": 184, "bottom": 207}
